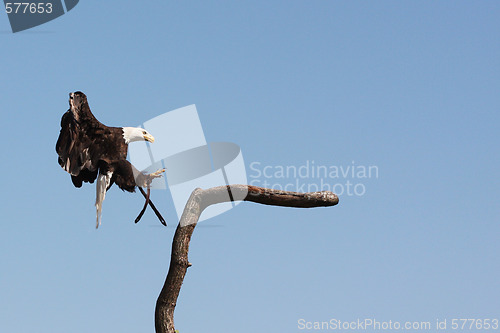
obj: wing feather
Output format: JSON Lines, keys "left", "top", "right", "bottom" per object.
{"left": 56, "top": 109, "right": 119, "bottom": 187}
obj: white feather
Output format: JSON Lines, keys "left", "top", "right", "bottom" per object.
{"left": 95, "top": 171, "right": 112, "bottom": 228}
{"left": 65, "top": 158, "right": 71, "bottom": 172}
{"left": 122, "top": 127, "right": 154, "bottom": 144}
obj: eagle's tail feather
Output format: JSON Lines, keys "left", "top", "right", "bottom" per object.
{"left": 95, "top": 171, "right": 112, "bottom": 228}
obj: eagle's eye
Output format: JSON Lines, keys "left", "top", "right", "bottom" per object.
{"left": 142, "top": 131, "right": 147, "bottom": 135}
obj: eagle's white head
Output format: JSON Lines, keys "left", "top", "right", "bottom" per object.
{"left": 122, "top": 127, "right": 155, "bottom": 144}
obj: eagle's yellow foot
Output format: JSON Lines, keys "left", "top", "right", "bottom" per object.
{"left": 149, "top": 168, "right": 165, "bottom": 178}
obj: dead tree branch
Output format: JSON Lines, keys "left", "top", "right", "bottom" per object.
{"left": 154, "top": 185, "right": 339, "bottom": 333}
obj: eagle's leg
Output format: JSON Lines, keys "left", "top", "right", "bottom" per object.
{"left": 135, "top": 168, "right": 165, "bottom": 187}
{"left": 135, "top": 186, "right": 150, "bottom": 223}
{"left": 138, "top": 187, "right": 167, "bottom": 226}
{"left": 148, "top": 168, "right": 165, "bottom": 178}
{"left": 134, "top": 168, "right": 166, "bottom": 224}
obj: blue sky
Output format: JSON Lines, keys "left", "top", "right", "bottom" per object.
{"left": 1, "top": 1, "right": 499, "bottom": 332}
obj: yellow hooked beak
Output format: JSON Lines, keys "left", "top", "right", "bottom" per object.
{"left": 144, "top": 134, "right": 155, "bottom": 143}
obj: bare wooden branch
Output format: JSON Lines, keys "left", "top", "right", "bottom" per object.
{"left": 154, "top": 185, "right": 339, "bottom": 333}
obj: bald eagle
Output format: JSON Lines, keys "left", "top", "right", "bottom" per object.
{"left": 56, "top": 91, "right": 166, "bottom": 228}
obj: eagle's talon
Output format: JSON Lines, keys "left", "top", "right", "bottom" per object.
{"left": 149, "top": 168, "right": 165, "bottom": 178}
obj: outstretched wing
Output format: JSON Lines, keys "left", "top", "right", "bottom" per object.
{"left": 55, "top": 110, "right": 103, "bottom": 187}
